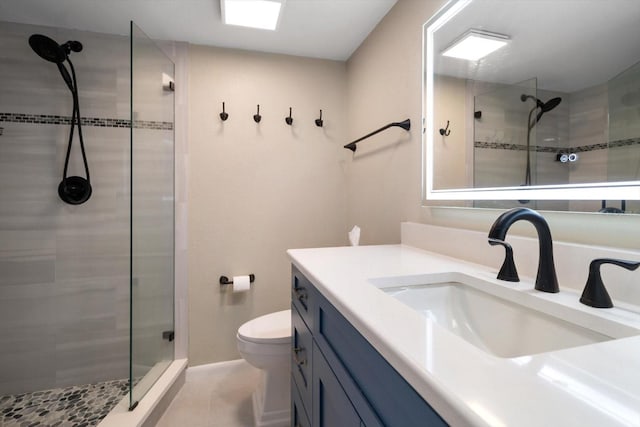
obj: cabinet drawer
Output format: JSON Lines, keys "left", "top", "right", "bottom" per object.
{"left": 315, "top": 295, "right": 447, "bottom": 427}
{"left": 292, "top": 376, "right": 311, "bottom": 427}
{"left": 313, "top": 344, "right": 361, "bottom": 427}
{"left": 292, "top": 266, "right": 316, "bottom": 330}
{"left": 292, "top": 304, "right": 313, "bottom": 413}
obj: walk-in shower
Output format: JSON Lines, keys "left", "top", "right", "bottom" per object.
{"left": 521, "top": 94, "right": 562, "bottom": 186}
{"left": 0, "top": 20, "right": 175, "bottom": 426}
{"left": 29, "top": 33, "right": 92, "bottom": 205}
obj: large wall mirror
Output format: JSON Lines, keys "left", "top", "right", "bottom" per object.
{"left": 423, "top": 0, "right": 640, "bottom": 213}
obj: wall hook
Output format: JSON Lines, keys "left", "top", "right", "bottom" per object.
{"left": 220, "top": 102, "right": 229, "bottom": 121}
{"left": 315, "top": 109, "right": 323, "bottom": 127}
{"left": 253, "top": 105, "right": 262, "bottom": 123}
{"left": 439, "top": 120, "right": 451, "bottom": 136}
{"left": 285, "top": 107, "right": 293, "bottom": 125}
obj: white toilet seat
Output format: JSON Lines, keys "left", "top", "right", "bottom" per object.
{"left": 238, "top": 309, "right": 291, "bottom": 344}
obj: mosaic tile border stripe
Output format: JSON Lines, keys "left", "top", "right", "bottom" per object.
{"left": 474, "top": 142, "right": 556, "bottom": 152}
{"left": 0, "top": 112, "right": 173, "bottom": 130}
{"left": 475, "top": 137, "right": 640, "bottom": 153}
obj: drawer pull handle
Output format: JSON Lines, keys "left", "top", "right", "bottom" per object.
{"left": 293, "top": 347, "right": 306, "bottom": 366}
{"left": 294, "top": 287, "right": 308, "bottom": 303}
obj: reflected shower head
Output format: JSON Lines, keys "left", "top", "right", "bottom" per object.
{"left": 541, "top": 97, "right": 562, "bottom": 113}
{"left": 520, "top": 94, "right": 562, "bottom": 122}
{"left": 536, "top": 97, "right": 562, "bottom": 122}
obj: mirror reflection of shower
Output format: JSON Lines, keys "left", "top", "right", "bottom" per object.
{"left": 28, "top": 34, "right": 92, "bottom": 204}
{"left": 520, "top": 94, "right": 562, "bottom": 186}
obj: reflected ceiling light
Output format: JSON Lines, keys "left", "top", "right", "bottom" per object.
{"left": 442, "top": 29, "right": 509, "bottom": 61}
{"left": 221, "top": 0, "right": 284, "bottom": 31}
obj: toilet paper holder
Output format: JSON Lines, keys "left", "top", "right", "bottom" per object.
{"left": 220, "top": 274, "right": 255, "bottom": 285}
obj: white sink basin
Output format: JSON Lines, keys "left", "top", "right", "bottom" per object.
{"left": 370, "top": 272, "right": 637, "bottom": 358}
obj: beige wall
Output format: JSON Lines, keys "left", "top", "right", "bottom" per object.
{"left": 188, "top": 45, "right": 349, "bottom": 365}
{"left": 345, "top": 0, "right": 441, "bottom": 244}
{"left": 346, "top": 0, "right": 640, "bottom": 249}
{"left": 188, "top": 0, "right": 640, "bottom": 366}
{"left": 433, "top": 75, "right": 468, "bottom": 190}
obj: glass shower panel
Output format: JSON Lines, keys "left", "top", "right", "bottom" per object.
{"left": 608, "top": 59, "right": 640, "bottom": 183}
{"left": 472, "top": 78, "right": 538, "bottom": 209}
{"left": 473, "top": 78, "right": 537, "bottom": 189}
{"left": 129, "top": 21, "right": 175, "bottom": 408}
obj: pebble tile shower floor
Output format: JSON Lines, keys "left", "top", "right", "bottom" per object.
{"left": 0, "top": 379, "right": 129, "bottom": 427}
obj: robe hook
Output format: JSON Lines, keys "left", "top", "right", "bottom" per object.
{"left": 285, "top": 107, "right": 293, "bottom": 125}
{"left": 253, "top": 104, "right": 261, "bottom": 123}
{"left": 315, "top": 109, "right": 323, "bottom": 127}
{"left": 439, "top": 120, "right": 451, "bottom": 136}
{"left": 220, "top": 102, "right": 229, "bottom": 121}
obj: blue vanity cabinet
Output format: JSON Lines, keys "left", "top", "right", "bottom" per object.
{"left": 291, "top": 266, "right": 448, "bottom": 427}
{"left": 312, "top": 344, "right": 362, "bottom": 426}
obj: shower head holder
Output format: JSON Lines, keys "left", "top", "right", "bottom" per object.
{"left": 58, "top": 176, "right": 92, "bottom": 205}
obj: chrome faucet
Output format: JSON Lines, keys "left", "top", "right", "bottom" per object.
{"left": 488, "top": 207, "right": 559, "bottom": 293}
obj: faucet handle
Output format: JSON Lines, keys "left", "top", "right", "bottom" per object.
{"left": 580, "top": 258, "right": 640, "bottom": 308}
{"left": 488, "top": 238, "right": 520, "bottom": 282}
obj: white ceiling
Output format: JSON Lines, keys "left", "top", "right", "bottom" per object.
{"left": 0, "top": 0, "right": 397, "bottom": 61}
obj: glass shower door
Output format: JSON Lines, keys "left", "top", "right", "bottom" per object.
{"left": 472, "top": 79, "right": 538, "bottom": 209}
{"left": 473, "top": 78, "right": 538, "bottom": 188}
{"left": 129, "top": 21, "right": 175, "bottom": 409}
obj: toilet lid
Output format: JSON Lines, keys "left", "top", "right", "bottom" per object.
{"left": 238, "top": 309, "right": 291, "bottom": 344}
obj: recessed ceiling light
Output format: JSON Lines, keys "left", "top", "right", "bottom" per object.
{"left": 221, "top": 0, "right": 285, "bottom": 31}
{"left": 442, "top": 29, "right": 509, "bottom": 61}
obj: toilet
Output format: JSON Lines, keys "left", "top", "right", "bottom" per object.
{"left": 237, "top": 309, "right": 291, "bottom": 427}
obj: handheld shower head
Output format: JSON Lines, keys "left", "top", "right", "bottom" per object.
{"left": 520, "top": 94, "right": 563, "bottom": 187}
{"left": 28, "top": 34, "right": 81, "bottom": 92}
{"left": 541, "top": 97, "right": 562, "bottom": 113}
{"left": 521, "top": 94, "right": 562, "bottom": 122}
{"left": 535, "top": 97, "right": 562, "bottom": 122}
{"left": 29, "top": 33, "right": 91, "bottom": 205}
{"left": 29, "top": 34, "right": 67, "bottom": 63}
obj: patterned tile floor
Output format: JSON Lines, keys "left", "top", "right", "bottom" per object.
{"left": 0, "top": 379, "right": 129, "bottom": 427}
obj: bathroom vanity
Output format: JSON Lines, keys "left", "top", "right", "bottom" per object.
{"left": 288, "top": 224, "right": 640, "bottom": 426}
{"left": 290, "top": 265, "right": 446, "bottom": 426}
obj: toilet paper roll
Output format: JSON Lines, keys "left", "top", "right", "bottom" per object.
{"left": 232, "top": 275, "right": 251, "bottom": 293}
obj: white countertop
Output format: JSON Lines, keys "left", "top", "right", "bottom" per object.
{"left": 287, "top": 244, "right": 640, "bottom": 427}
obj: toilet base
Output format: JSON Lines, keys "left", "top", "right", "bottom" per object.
{"left": 252, "top": 387, "right": 290, "bottom": 427}
{"left": 251, "top": 367, "right": 290, "bottom": 426}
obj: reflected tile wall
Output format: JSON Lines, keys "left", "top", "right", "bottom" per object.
{"left": 472, "top": 80, "right": 625, "bottom": 190}
{"left": 0, "top": 22, "right": 133, "bottom": 396}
